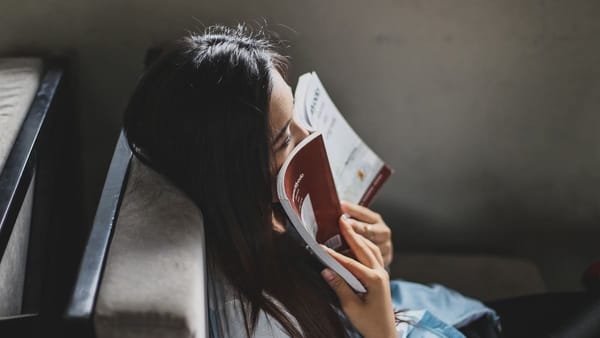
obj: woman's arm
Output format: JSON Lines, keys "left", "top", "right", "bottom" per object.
{"left": 321, "top": 215, "right": 396, "bottom": 338}
{"left": 341, "top": 201, "right": 394, "bottom": 266}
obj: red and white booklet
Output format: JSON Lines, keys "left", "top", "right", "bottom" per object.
{"left": 294, "top": 72, "right": 392, "bottom": 206}
{"left": 276, "top": 73, "right": 393, "bottom": 293}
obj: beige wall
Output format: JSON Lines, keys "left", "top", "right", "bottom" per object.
{"left": 2, "top": 0, "right": 599, "bottom": 287}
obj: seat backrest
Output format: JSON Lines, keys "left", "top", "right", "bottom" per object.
{"left": 0, "top": 180, "right": 34, "bottom": 316}
{"left": 93, "top": 157, "right": 208, "bottom": 338}
{"left": 0, "top": 58, "right": 43, "bottom": 170}
{"left": 0, "top": 58, "right": 43, "bottom": 316}
{"left": 66, "top": 132, "right": 208, "bottom": 338}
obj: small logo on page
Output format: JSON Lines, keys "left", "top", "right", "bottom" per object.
{"left": 357, "top": 169, "right": 365, "bottom": 181}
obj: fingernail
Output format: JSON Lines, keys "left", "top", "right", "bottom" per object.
{"left": 341, "top": 213, "right": 350, "bottom": 220}
{"left": 321, "top": 269, "right": 335, "bottom": 281}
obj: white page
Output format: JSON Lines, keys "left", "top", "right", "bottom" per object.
{"left": 295, "top": 73, "right": 386, "bottom": 204}
{"left": 300, "top": 194, "right": 318, "bottom": 238}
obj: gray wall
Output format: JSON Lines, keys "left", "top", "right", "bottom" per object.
{"left": 2, "top": 0, "right": 599, "bottom": 290}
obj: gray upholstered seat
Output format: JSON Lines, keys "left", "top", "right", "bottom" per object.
{"left": 0, "top": 182, "right": 34, "bottom": 316}
{"left": 93, "top": 159, "right": 208, "bottom": 338}
{"left": 0, "top": 58, "right": 43, "bottom": 316}
{"left": 0, "top": 58, "right": 43, "bottom": 171}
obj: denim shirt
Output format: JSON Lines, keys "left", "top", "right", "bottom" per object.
{"left": 389, "top": 280, "right": 500, "bottom": 337}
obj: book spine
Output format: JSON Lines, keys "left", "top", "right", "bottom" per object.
{"left": 358, "top": 165, "right": 393, "bottom": 207}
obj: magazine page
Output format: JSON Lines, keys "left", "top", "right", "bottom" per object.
{"left": 294, "top": 72, "right": 392, "bottom": 206}
{"left": 277, "top": 132, "right": 366, "bottom": 293}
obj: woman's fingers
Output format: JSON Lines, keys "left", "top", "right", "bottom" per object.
{"left": 359, "top": 235, "right": 384, "bottom": 267}
{"left": 341, "top": 201, "right": 394, "bottom": 267}
{"left": 322, "top": 245, "right": 373, "bottom": 283}
{"left": 324, "top": 202, "right": 397, "bottom": 338}
{"left": 320, "top": 265, "right": 396, "bottom": 338}
{"left": 322, "top": 245, "right": 390, "bottom": 298}
{"left": 379, "top": 241, "right": 393, "bottom": 265}
{"left": 321, "top": 245, "right": 396, "bottom": 338}
{"left": 339, "top": 216, "right": 379, "bottom": 269}
{"left": 341, "top": 200, "right": 382, "bottom": 224}
{"left": 321, "top": 268, "right": 360, "bottom": 309}
{"left": 349, "top": 219, "right": 389, "bottom": 244}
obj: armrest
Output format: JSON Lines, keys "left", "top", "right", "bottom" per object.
{"left": 93, "top": 158, "right": 207, "bottom": 338}
{"left": 0, "top": 58, "right": 62, "bottom": 262}
{"left": 64, "top": 132, "right": 132, "bottom": 338}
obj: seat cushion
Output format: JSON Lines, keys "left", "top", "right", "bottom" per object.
{"left": 94, "top": 159, "right": 207, "bottom": 338}
{"left": 0, "top": 178, "right": 34, "bottom": 316}
{"left": 0, "top": 58, "right": 43, "bottom": 172}
{"left": 0, "top": 58, "right": 42, "bottom": 316}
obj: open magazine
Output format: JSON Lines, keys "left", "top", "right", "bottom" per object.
{"left": 294, "top": 72, "right": 392, "bottom": 205}
{"left": 276, "top": 72, "right": 392, "bottom": 293}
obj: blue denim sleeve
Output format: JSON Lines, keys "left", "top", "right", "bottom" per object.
{"left": 390, "top": 280, "right": 501, "bottom": 337}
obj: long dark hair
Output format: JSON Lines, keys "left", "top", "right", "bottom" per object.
{"left": 123, "top": 25, "right": 349, "bottom": 337}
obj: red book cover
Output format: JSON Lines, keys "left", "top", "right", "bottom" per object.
{"left": 277, "top": 132, "right": 364, "bottom": 292}
{"left": 358, "top": 165, "right": 393, "bottom": 207}
{"left": 280, "top": 133, "right": 346, "bottom": 250}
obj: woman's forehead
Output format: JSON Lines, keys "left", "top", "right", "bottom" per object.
{"left": 268, "top": 70, "right": 294, "bottom": 134}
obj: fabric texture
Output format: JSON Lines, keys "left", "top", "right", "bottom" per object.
{"left": 94, "top": 159, "right": 207, "bottom": 338}
{"left": 0, "top": 178, "right": 34, "bottom": 316}
{"left": 391, "top": 280, "right": 499, "bottom": 338}
{"left": 0, "top": 58, "right": 43, "bottom": 173}
{"left": 0, "top": 59, "right": 41, "bottom": 315}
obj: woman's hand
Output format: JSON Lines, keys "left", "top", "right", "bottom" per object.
{"left": 341, "top": 201, "right": 394, "bottom": 266}
{"left": 321, "top": 215, "right": 396, "bottom": 338}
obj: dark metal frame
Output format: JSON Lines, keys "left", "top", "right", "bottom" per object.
{"left": 0, "top": 58, "right": 72, "bottom": 336}
{"left": 0, "top": 60, "right": 63, "bottom": 263}
{"left": 63, "top": 46, "right": 158, "bottom": 338}
{"left": 64, "top": 132, "right": 131, "bottom": 338}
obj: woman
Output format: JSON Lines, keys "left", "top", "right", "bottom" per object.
{"left": 122, "top": 25, "right": 501, "bottom": 337}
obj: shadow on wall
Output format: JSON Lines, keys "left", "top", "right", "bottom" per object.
{"left": 376, "top": 197, "right": 600, "bottom": 254}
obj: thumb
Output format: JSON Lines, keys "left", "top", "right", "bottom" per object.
{"left": 321, "top": 268, "right": 359, "bottom": 307}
